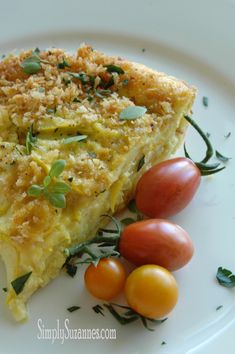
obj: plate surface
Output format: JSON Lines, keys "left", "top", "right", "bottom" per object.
{"left": 0, "top": 1, "right": 235, "bottom": 353}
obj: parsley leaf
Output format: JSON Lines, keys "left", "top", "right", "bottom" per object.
{"left": 216, "top": 267, "right": 235, "bottom": 288}
{"left": 104, "top": 64, "right": 124, "bottom": 74}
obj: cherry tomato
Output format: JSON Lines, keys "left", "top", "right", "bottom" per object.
{"left": 135, "top": 157, "right": 201, "bottom": 218}
{"left": 119, "top": 219, "right": 194, "bottom": 271}
{"left": 84, "top": 258, "right": 126, "bottom": 300}
{"left": 125, "top": 265, "right": 178, "bottom": 319}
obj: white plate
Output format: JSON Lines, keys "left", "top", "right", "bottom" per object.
{"left": 0, "top": 0, "right": 235, "bottom": 353}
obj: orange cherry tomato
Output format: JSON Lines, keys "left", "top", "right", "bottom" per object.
{"left": 84, "top": 258, "right": 126, "bottom": 300}
{"left": 135, "top": 157, "right": 201, "bottom": 218}
{"left": 125, "top": 265, "right": 178, "bottom": 319}
{"left": 119, "top": 219, "right": 194, "bottom": 271}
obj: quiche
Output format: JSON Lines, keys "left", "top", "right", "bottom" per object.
{"left": 0, "top": 45, "right": 196, "bottom": 321}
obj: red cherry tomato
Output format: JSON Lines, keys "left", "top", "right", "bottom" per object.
{"left": 119, "top": 219, "right": 194, "bottom": 271}
{"left": 135, "top": 157, "right": 201, "bottom": 218}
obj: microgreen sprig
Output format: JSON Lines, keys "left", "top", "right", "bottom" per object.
{"left": 27, "top": 160, "right": 70, "bottom": 208}
{"left": 184, "top": 115, "right": 226, "bottom": 175}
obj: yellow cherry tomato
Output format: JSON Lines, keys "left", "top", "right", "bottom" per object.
{"left": 84, "top": 258, "right": 126, "bottom": 300}
{"left": 125, "top": 264, "right": 178, "bottom": 319}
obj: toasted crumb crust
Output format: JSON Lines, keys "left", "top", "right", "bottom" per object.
{"left": 0, "top": 45, "right": 196, "bottom": 321}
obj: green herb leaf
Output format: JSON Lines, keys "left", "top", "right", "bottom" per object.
{"left": 57, "top": 58, "right": 70, "bottom": 69}
{"left": 216, "top": 267, "right": 235, "bottom": 288}
{"left": 27, "top": 184, "right": 43, "bottom": 197}
{"left": 25, "top": 124, "right": 37, "bottom": 154}
{"left": 69, "top": 72, "right": 89, "bottom": 84}
{"left": 20, "top": 55, "right": 41, "bottom": 74}
{"left": 216, "top": 150, "right": 232, "bottom": 162}
{"left": 216, "top": 305, "right": 223, "bottom": 311}
{"left": 49, "top": 160, "right": 66, "bottom": 178}
{"left": 137, "top": 155, "right": 145, "bottom": 171}
{"left": 92, "top": 304, "right": 105, "bottom": 316}
{"left": 67, "top": 306, "right": 80, "bottom": 313}
{"left": 121, "top": 217, "right": 136, "bottom": 226}
{"left": 161, "top": 341, "right": 167, "bottom": 346}
{"left": 63, "top": 135, "right": 87, "bottom": 145}
{"left": 104, "top": 64, "right": 124, "bottom": 74}
{"left": 50, "top": 182, "right": 71, "bottom": 194}
{"left": 102, "top": 75, "right": 115, "bottom": 89}
{"left": 45, "top": 192, "right": 66, "bottom": 208}
{"left": 202, "top": 96, "right": 209, "bottom": 107}
{"left": 43, "top": 175, "right": 51, "bottom": 187}
{"left": 127, "top": 199, "right": 138, "bottom": 213}
{"left": 2, "top": 287, "right": 7, "bottom": 292}
{"left": 119, "top": 106, "right": 147, "bottom": 120}
{"left": 224, "top": 132, "right": 231, "bottom": 139}
{"left": 11, "top": 272, "right": 32, "bottom": 295}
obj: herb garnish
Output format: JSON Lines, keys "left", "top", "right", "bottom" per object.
{"left": 103, "top": 303, "right": 167, "bottom": 331}
{"left": 67, "top": 306, "right": 80, "bottom": 313}
{"left": 20, "top": 55, "right": 41, "bottom": 74}
{"left": 25, "top": 124, "right": 37, "bottom": 154}
{"left": 184, "top": 115, "right": 225, "bottom": 175}
{"left": 73, "top": 98, "right": 81, "bottom": 103}
{"left": 92, "top": 304, "right": 105, "bottom": 316}
{"left": 57, "top": 58, "right": 70, "bottom": 69}
{"left": 104, "top": 64, "right": 124, "bottom": 74}
{"left": 215, "top": 150, "right": 232, "bottom": 162}
{"left": 27, "top": 160, "right": 71, "bottom": 208}
{"left": 137, "top": 155, "right": 145, "bottom": 171}
{"left": 202, "top": 96, "right": 209, "bottom": 107}
{"left": 224, "top": 132, "right": 231, "bottom": 139}
{"left": 63, "top": 135, "right": 87, "bottom": 145}
{"left": 102, "top": 75, "right": 115, "bottom": 89}
{"left": 2, "top": 287, "right": 7, "bottom": 292}
{"left": 161, "top": 341, "right": 167, "bottom": 346}
{"left": 11, "top": 272, "right": 32, "bottom": 295}
{"left": 216, "top": 267, "right": 235, "bottom": 288}
{"left": 69, "top": 72, "right": 89, "bottom": 85}
{"left": 95, "top": 89, "right": 112, "bottom": 99}
{"left": 119, "top": 106, "right": 147, "bottom": 120}
{"left": 216, "top": 305, "right": 223, "bottom": 311}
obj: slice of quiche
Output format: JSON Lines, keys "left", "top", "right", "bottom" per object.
{"left": 0, "top": 45, "right": 196, "bottom": 321}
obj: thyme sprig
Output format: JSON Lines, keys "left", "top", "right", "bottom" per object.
{"left": 102, "top": 303, "right": 167, "bottom": 331}
{"left": 184, "top": 115, "right": 226, "bottom": 175}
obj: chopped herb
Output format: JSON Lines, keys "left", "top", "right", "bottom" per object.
{"left": 62, "top": 77, "right": 71, "bottom": 85}
{"left": 95, "top": 89, "right": 112, "bottom": 99}
{"left": 121, "top": 217, "right": 136, "bottom": 226}
{"left": 46, "top": 107, "right": 56, "bottom": 114}
{"left": 20, "top": 55, "right": 41, "bottom": 74}
{"left": 119, "top": 106, "right": 147, "bottom": 120}
{"left": 161, "top": 341, "right": 166, "bottom": 346}
{"left": 202, "top": 96, "right": 209, "bottom": 107}
{"left": 142, "top": 48, "right": 146, "bottom": 52}
{"left": 216, "top": 305, "right": 223, "bottom": 311}
{"left": 28, "top": 160, "right": 70, "bottom": 208}
{"left": 63, "top": 135, "right": 87, "bottom": 145}
{"left": 69, "top": 72, "right": 89, "bottom": 85}
{"left": 216, "top": 267, "right": 235, "bottom": 288}
{"left": 137, "top": 155, "right": 145, "bottom": 171}
{"left": 206, "top": 132, "right": 211, "bottom": 138}
{"left": 104, "top": 64, "right": 124, "bottom": 74}
{"left": 25, "top": 124, "right": 37, "bottom": 155}
{"left": 68, "top": 177, "right": 73, "bottom": 182}
{"left": 88, "top": 152, "right": 97, "bottom": 158}
{"left": 103, "top": 303, "right": 167, "bottom": 331}
{"left": 224, "top": 132, "right": 231, "bottom": 139}
{"left": 73, "top": 98, "right": 81, "bottom": 103}
{"left": 122, "top": 79, "right": 129, "bottom": 86}
{"left": 11, "top": 272, "right": 32, "bottom": 295}
{"left": 67, "top": 306, "right": 80, "bottom": 313}
{"left": 92, "top": 304, "right": 105, "bottom": 316}
{"left": 102, "top": 75, "right": 115, "bottom": 89}
{"left": 215, "top": 150, "right": 232, "bottom": 162}
{"left": 2, "top": 287, "right": 7, "bottom": 292}
{"left": 57, "top": 58, "right": 70, "bottom": 69}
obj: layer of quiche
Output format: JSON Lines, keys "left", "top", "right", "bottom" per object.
{"left": 0, "top": 45, "right": 196, "bottom": 321}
